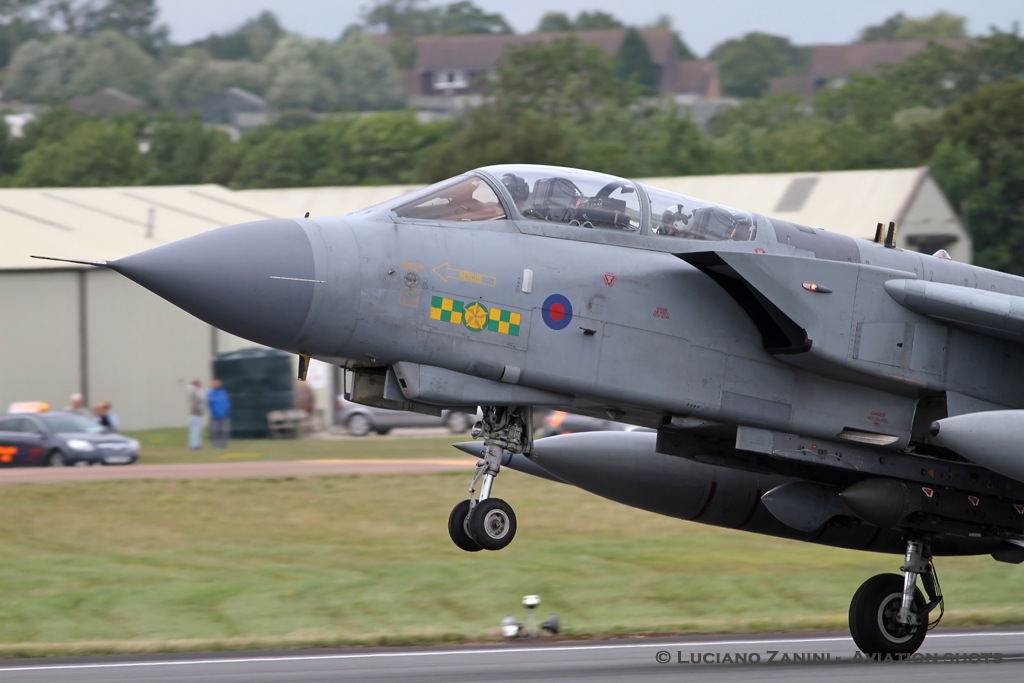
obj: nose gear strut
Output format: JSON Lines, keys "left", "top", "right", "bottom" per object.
{"left": 448, "top": 406, "right": 532, "bottom": 552}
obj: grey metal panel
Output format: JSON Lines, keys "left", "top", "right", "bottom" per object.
{"left": 0, "top": 272, "right": 80, "bottom": 412}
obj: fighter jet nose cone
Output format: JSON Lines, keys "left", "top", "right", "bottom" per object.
{"left": 111, "top": 218, "right": 317, "bottom": 350}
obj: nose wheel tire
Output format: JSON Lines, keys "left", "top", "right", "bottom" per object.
{"left": 468, "top": 498, "right": 517, "bottom": 551}
{"left": 447, "top": 500, "right": 482, "bottom": 552}
{"left": 849, "top": 573, "right": 927, "bottom": 657}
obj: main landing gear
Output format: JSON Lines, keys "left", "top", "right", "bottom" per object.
{"left": 849, "top": 539, "right": 944, "bottom": 657}
{"left": 448, "top": 406, "right": 532, "bottom": 552}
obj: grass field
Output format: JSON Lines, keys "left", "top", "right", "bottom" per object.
{"left": 1, "top": 437, "right": 1024, "bottom": 657}
{"left": 125, "top": 427, "right": 470, "bottom": 465}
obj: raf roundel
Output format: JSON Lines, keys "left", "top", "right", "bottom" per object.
{"left": 542, "top": 294, "right": 573, "bottom": 330}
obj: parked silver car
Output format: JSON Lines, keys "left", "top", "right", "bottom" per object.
{"left": 336, "top": 396, "right": 476, "bottom": 436}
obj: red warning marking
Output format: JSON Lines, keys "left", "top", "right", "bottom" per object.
{"left": 1015, "top": 504, "right": 1024, "bottom": 515}
{"left": 922, "top": 487, "right": 934, "bottom": 498}
{"left": 604, "top": 273, "right": 616, "bottom": 287}
{"left": 968, "top": 495, "right": 980, "bottom": 507}
{"left": 653, "top": 307, "right": 670, "bottom": 319}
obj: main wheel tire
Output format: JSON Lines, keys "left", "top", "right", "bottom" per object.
{"left": 346, "top": 413, "right": 372, "bottom": 437}
{"left": 468, "top": 498, "right": 517, "bottom": 551}
{"left": 448, "top": 500, "right": 482, "bottom": 552}
{"left": 849, "top": 573, "right": 928, "bottom": 657}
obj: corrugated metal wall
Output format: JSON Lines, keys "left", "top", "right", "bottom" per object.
{"left": 1, "top": 268, "right": 334, "bottom": 431}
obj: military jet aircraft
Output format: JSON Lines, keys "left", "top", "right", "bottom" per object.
{"left": 37, "top": 163, "right": 1024, "bottom": 657}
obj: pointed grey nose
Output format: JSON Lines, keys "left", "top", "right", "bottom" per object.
{"left": 111, "top": 218, "right": 316, "bottom": 350}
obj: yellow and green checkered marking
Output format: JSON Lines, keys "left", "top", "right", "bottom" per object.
{"left": 430, "top": 296, "right": 464, "bottom": 324}
{"left": 487, "top": 306, "right": 521, "bottom": 335}
{"left": 430, "top": 296, "right": 521, "bottom": 336}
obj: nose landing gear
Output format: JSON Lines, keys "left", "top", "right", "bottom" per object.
{"left": 448, "top": 406, "right": 531, "bottom": 552}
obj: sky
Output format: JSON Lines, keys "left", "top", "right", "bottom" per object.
{"left": 157, "top": 0, "right": 1022, "bottom": 57}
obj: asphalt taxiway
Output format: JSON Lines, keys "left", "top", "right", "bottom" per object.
{"left": 0, "top": 629, "right": 1021, "bottom": 683}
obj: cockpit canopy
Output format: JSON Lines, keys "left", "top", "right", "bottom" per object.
{"left": 386, "top": 164, "right": 758, "bottom": 242}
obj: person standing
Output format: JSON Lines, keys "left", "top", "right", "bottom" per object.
{"left": 187, "top": 380, "right": 204, "bottom": 449}
{"left": 206, "top": 378, "right": 232, "bottom": 449}
{"left": 66, "top": 393, "right": 90, "bottom": 417}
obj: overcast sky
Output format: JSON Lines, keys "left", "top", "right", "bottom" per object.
{"left": 157, "top": 1, "right": 1021, "bottom": 57}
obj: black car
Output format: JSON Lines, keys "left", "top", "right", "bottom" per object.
{"left": 0, "top": 411, "right": 140, "bottom": 466}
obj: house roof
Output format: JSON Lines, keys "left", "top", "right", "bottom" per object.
{"left": 668, "top": 60, "right": 720, "bottom": 98}
{"left": 810, "top": 39, "right": 970, "bottom": 78}
{"left": 69, "top": 88, "right": 146, "bottom": 116}
{"left": 414, "top": 28, "right": 679, "bottom": 71}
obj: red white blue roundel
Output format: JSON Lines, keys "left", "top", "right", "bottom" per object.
{"left": 542, "top": 294, "right": 573, "bottom": 330}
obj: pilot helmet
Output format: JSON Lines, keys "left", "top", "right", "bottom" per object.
{"left": 501, "top": 173, "right": 529, "bottom": 205}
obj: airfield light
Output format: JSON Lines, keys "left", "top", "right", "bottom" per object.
{"left": 522, "top": 594, "right": 541, "bottom": 608}
{"left": 541, "top": 615, "right": 560, "bottom": 635}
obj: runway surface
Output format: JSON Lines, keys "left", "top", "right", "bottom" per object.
{"left": 0, "top": 458, "right": 473, "bottom": 484}
{"left": 0, "top": 629, "right": 1021, "bottom": 682}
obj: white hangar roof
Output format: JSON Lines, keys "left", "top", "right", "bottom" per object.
{"left": 0, "top": 184, "right": 287, "bottom": 270}
{"left": 1, "top": 168, "right": 970, "bottom": 271}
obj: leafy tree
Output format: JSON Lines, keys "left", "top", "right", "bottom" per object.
{"left": 83, "top": 0, "right": 167, "bottom": 54}
{"left": 637, "top": 105, "right": 717, "bottom": 176}
{"left": 0, "top": 116, "right": 20, "bottom": 179}
{"left": 69, "top": 29, "right": 156, "bottom": 100}
{"left": 710, "top": 32, "right": 808, "bottom": 98}
{"left": 434, "top": 1, "right": 510, "bottom": 34}
{"left": 216, "top": 61, "right": 270, "bottom": 97}
{"left": 14, "top": 116, "right": 144, "bottom": 186}
{"left": 11, "top": 0, "right": 167, "bottom": 53}
{"left": 616, "top": 27, "right": 658, "bottom": 91}
{"left": 914, "top": 80, "right": 1024, "bottom": 274}
{"left": 16, "top": 104, "right": 86, "bottom": 148}
{"left": 9, "top": 34, "right": 87, "bottom": 102}
{"left": 263, "top": 34, "right": 333, "bottom": 110}
{"left": 858, "top": 12, "right": 967, "bottom": 42}
{"left": 189, "top": 11, "right": 283, "bottom": 61}
{"left": 491, "top": 36, "right": 634, "bottom": 122}
{"left": 880, "top": 41, "right": 967, "bottom": 108}
{"left": 218, "top": 125, "right": 325, "bottom": 188}
{"left": 332, "top": 30, "right": 405, "bottom": 111}
{"left": 362, "top": 0, "right": 434, "bottom": 36}
{"left": 156, "top": 48, "right": 219, "bottom": 110}
{"left": 343, "top": 110, "right": 440, "bottom": 183}
{"left": 573, "top": 11, "right": 623, "bottom": 30}
{"left": 420, "top": 107, "right": 579, "bottom": 180}
{"left": 2, "top": 37, "right": 50, "bottom": 100}
{"left": 145, "top": 114, "right": 230, "bottom": 184}
{"left": 536, "top": 11, "right": 571, "bottom": 33}
{"left": 0, "top": 9, "right": 43, "bottom": 68}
